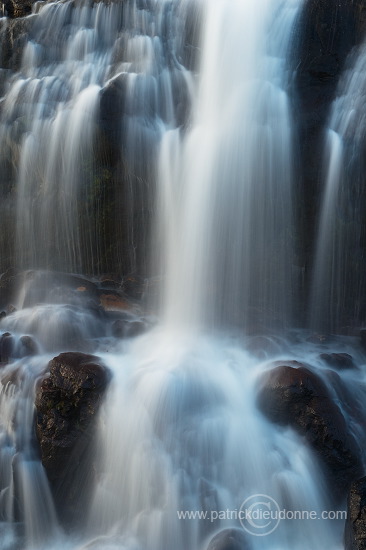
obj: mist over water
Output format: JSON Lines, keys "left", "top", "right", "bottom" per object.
{"left": 0, "top": 1, "right": 363, "bottom": 549}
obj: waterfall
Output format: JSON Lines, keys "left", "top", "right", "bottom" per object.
{"left": 158, "top": 0, "right": 297, "bottom": 331}
{"left": 310, "top": 42, "right": 366, "bottom": 331}
{"left": 0, "top": 0, "right": 191, "bottom": 274}
{"left": 0, "top": 1, "right": 362, "bottom": 550}
{"left": 85, "top": 1, "right": 342, "bottom": 549}
{"left": 0, "top": 357, "right": 59, "bottom": 549}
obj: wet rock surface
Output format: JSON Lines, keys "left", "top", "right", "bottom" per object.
{"left": 294, "top": 0, "right": 366, "bottom": 318}
{"left": 345, "top": 477, "right": 366, "bottom": 550}
{"left": 35, "top": 352, "right": 110, "bottom": 523}
{"left": 3, "top": 0, "right": 34, "bottom": 18}
{"left": 0, "top": 331, "right": 14, "bottom": 363}
{"left": 111, "top": 318, "right": 146, "bottom": 339}
{"left": 320, "top": 352, "right": 355, "bottom": 370}
{"left": 257, "top": 363, "right": 362, "bottom": 496}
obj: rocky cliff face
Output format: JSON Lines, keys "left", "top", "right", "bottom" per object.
{"left": 293, "top": 0, "right": 366, "bottom": 321}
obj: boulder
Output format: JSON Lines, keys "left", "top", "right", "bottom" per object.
{"left": 345, "top": 477, "right": 366, "bottom": 550}
{"left": 18, "top": 270, "right": 99, "bottom": 308}
{"left": 99, "top": 291, "right": 133, "bottom": 312}
{"left": 0, "top": 332, "right": 14, "bottom": 363}
{"left": 35, "top": 352, "right": 110, "bottom": 524}
{"left": 3, "top": 0, "right": 34, "bottom": 18}
{"left": 18, "top": 335, "right": 38, "bottom": 357}
{"left": 99, "top": 273, "right": 122, "bottom": 290}
{"left": 257, "top": 363, "right": 362, "bottom": 496}
{"left": 320, "top": 352, "right": 355, "bottom": 370}
{"left": 206, "top": 529, "right": 249, "bottom": 550}
{"left": 111, "top": 318, "right": 146, "bottom": 339}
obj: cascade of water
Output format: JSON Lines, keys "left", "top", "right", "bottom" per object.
{"left": 85, "top": 1, "right": 342, "bottom": 550}
{"left": 0, "top": 357, "right": 59, "bottom": 549}
{"left": 0, "top": 1, "right": 359, "bottom": 550}
{"left": 157, "top": 0, "right": 298, "bottom": 331}
{"left": 0, "top": 0, "right": 192, "bottom": 274}
{"left": 85, "top": 332, "right": 344, "bottom": 550}
{"left": 310, "top": 42, "right": 366, "bottom": 331}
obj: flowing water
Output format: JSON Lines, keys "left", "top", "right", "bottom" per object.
{"left": 158, "top": 0, "right": 296, "bottom": 330}
{"left": 310, "top": 42, "right": 366, "bottom": 331}
{"left": 0, "top": 0, "right": 363, "bottom": 549}
{"left": 0, "top": 0, "right": 191, "bottom": 273}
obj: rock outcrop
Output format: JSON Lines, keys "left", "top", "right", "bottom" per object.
{"left": 345, "top": 477, "right": 366, "bottom": 550}
{"left": 294, "top": 0, "right": 366, "bottom": 319}
{"left": 257, "top": 362, "right": 362, "bottom": 496}
{"left": 35, "top": 352, "right": 110, "bottom": 524}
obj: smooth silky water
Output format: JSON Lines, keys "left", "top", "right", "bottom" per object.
{"left": 310, "top": 41, "right": 366, "bottom": 331}
{"left": 0, "top": 0, "right": 361, "bottom": 548}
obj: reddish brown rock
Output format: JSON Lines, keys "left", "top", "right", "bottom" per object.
{"left": 99, "top": 292, "right": 132, "bottom": 312}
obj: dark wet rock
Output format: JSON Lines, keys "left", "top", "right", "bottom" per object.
{"left": 111, "top": 318, "right": 146, "bottom": 339}
{"left": 324, "top": 369, "right": 360, "bottom": 419}
{"left": 19, "top": 270, "right": 99, "bottom": 308}
{"left": 306, "top": 333, "right": 333, "bottom": 345}
{"left": 294, "top": 0, "right": 366, "bottom": 317}
{"left": 99, "top": 273, "right": 122, "bottom": 290}
{"left": 360, "top": 329, "right": 366, "bottom": 349}
{"left": 18, "top": 335, "right": 38, "bottom": 357}
{"left": 126, "top": 320, "right": 146, "bottom": 337}
{"left": 122, "top": 275, "right": 146, "bottom": 300}
{"left": 0, "top": 332, "right": 14, "bottom": 363}
{"left": 0, "top": 16, "right": 32, "bottom": 71}
{"left": 3, "top": 0, "right": 35, "bottom": 18}
{"left": 320, "top": 352, "right": 355, "bottom": 370}
{"left": 296, "top": 0, "right": 362, "bottom": 131}
{"left": 345, "top": 477, "right": 366, "bottom": 550}
{"left": 111, "top": 318, "right": 129, "bottom": 338}
{"left": 85, "top": 299, "right": 105, "bottom": 319}
{"left": 0, "top": 268, "right": 19, "bottom": 309}
{"left": 246, "top": 335, "right": 283, "bottom": 359}
{"left": 257, "top": 363, "right": 362, "bottom": 496}
{"left": 206, "top": 528, "right": 249, "bottom": 550}
{"left": 99, "top": 74, "right": 127, "bottom": 164}
{"left": 35, "top": 352, "right": 110, "bottom": 524}
{"left": 0, "top": 311, "right": 6, "bottom": 320}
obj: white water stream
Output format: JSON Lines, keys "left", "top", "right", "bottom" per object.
{"left": 0, "top": 0, "right": 360, "bottom": 549}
